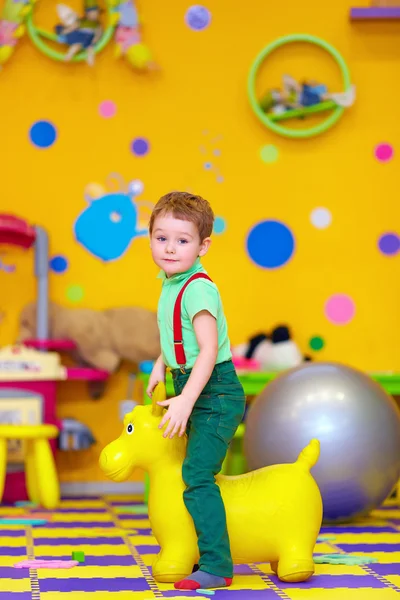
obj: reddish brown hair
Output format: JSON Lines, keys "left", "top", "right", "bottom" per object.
{"left": 149, "top": 191, "right": 214, "bottom": 240}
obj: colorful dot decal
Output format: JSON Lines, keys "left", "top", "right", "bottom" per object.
{"left": 49, "top": 255, "right": 69, "bottom": 273}
{"left": 375, "top": 143, "right": 393, "bottom": 163}
{"left": 311, "top": 207, "right": 332, "bottom": 229}
{"left": 29, "top": 121, "right": 57, "bottom": 148}
{"left": 325, "top": 294, "right": 355, "bottom": 325}
{"left": 260, "top": 145, "right": 279, "bottom": 164}
{"left": 128, "top": 179, "right": 144, "bottom": 196}
{"left": 66, "top": 284, "right": 84, "bottom": 303}
{"left": 185, "top": 5, "right": 211, "bottom": 30}
{"left": 309, "top": 336, "right": 325, "bottom": 351}
{"left": 213, "top": 217, "right": 226, "bottom": 234}
{"left": 131, "top": 137, "right": 150, "bottom": 156}
{"left": 246, "top": 220, "right": 295, "bottom": 269}
{"left": 378, "top": 232, "right": 400, "bottom": 256}
{"left": 99, "top": 100, "right": 116, "bottom": 118}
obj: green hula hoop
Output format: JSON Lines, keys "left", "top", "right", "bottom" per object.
{"left": 25, "top": 9, "right": 115, "bottom": 62}
{"left": 247, "top": 34, "right": 352, "bottom": 139}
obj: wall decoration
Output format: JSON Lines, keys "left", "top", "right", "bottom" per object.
{"left": 0, "top": 0, "right": 34, "bottom": 67}
{"left": 99, "top": 100, "right": 117, "bottom": 118}
{"left": 29, "top": 120, "right": 57, "bottom": 149}
{"left": 66, "top": 284, "right": 85, "bottom": 303}
{"left": 375, "top": 143, "right": 394, "bottom": 163}
{"left": 310, "top": 207, "right": 332, "bottom": 229}
{"left": 213, "top": 217, "right": 226, "bottom": 235}
{"left": 185, "top": 5, "right": 211, "bottom": 31}
{"left": 378, "top": 233, "right": 400, "bottom": 256}
{"left": 0, "top": 253, "right": 16, "bottom": 273}
{"left": 309, "top": 336, "right": 325, "bottom": 351}
{"left": 199, "top": 131, "right": 223, "bottom": 182}
{"left": 260, "top": 144, "right": 279, "bottom": 164}
{"left": 0, "top": 0, "right": 154, "bottom": 71}
{"left": 49, "top": 255, "right": 69, "bottom": 274}
{"left": 74, "top": 173, "right": 151, "bottom": 261}
{"left": 325, "top": 294, "right": 355, "bottom": 325}
{"left": 246, "top": 220, "right": 295, "bottom": 269}
{"left": 248, "top": 34, "right": 356, "bottom": 139}
{"left": 131, "top": 137, "right": 150, "bottom": 157}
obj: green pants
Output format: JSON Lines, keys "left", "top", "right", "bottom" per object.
{"left": 172, "top": 359, "right": 246, "bottom": 578}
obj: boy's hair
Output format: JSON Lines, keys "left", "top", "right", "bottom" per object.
{"left": 149, "top": 191, "right": 214, "bottom": 240}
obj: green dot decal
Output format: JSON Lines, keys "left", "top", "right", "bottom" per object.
{"left": 309, "top": 336, "right": 325, "bottom": 351}
{"left": 67, "top": 284, "right": 84, "bottom": 303}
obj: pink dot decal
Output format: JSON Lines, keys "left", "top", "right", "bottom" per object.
{"left": 99, "top": 101, "right": 116, "bottom": 118}
{"left": 375, "top": 143, "right": 393, "bottom": 163}
{"left": 325, "top": 294, "right": 355, "bottom": 325}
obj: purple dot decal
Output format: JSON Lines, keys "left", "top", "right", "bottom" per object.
{"left": 185, "top": 5, "right": 211, "bottom": 30}
{"left": 378, "top": 233, "right": 400, "bottom": 256}
{"left": 375, "top": 143, "right": 393, "bottom": 163}
{"left": 131, "top": 137, "right": 150, "bottom": 157}
{"left": 325, "top": 294, "right": 355, "bottom": 325}
{"left": 99, "top": 100, "right": 116, "bottom": 118}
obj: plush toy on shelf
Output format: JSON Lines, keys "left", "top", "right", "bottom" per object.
{"left": 113, "top": 0, "right": 156, "bottom": 71}
{"left": 260, "top": 74, "right": 356, "bottom": 116}
{"left": 18, "top": 301, "right": 161, "bottom": 391}
{"left": 232, "top": 325, "right": 311, "bottom": 372}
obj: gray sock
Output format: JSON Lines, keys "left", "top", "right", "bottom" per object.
{"left": 174, "top": 569, "right": 231, "bottom": 590}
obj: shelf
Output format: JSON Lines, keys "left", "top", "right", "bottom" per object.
{"left": 350, "top": 7, "right": 400, "bottom": 20}
{"left": 0, "top": 214, "right": 36, "bottom": 249}
{"left": 23, "top": 339, "right": 76, "bottom": 351}
{"left": 66, "top": 368, "right": 109, "bottom": 381}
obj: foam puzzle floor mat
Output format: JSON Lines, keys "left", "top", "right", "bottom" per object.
{"left": 1, "top": 494, "right": 400, "bottom": 599}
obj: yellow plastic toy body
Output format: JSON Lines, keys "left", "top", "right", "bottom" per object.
{"left": 99, "top": 382, "right": 323, "bottom": 584}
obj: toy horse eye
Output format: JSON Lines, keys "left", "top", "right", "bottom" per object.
{"left": 126, "top": 424, "right": 134, "bottom": 435}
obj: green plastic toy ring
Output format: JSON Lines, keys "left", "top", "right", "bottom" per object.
{"left": 25, "top": 9, "right": 114, "bottom": 63}
{"left": 247, "top": 34, "right": 352, "bottom": 139}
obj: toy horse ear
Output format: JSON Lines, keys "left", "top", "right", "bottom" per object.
{"left": 151, "top": 382, "right": 166, "bottom": 417}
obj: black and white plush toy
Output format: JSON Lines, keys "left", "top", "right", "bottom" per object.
{"left": 232, "top": 325, "right": 311, "bottom": 371}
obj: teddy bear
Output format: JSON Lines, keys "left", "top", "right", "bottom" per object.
{"left": 18, "top": 301, "right": 160, "bottom": 397}
{"left": 232, "top": 324, "right": 311, "bottom": 372}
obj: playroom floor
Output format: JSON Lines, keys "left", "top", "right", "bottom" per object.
{"left": 2, "top": 494, "right": 400, "bottom": 600}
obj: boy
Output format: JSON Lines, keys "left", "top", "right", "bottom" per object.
{"left": 147, "top": 191, "right": 246, "bottom": 591}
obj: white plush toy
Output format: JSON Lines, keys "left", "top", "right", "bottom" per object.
{"left": 232, "top": 325, "right": 310, "bottom": 372}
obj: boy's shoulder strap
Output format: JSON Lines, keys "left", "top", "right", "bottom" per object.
{"left": 173, "top": 273, "right": 213, "bottom": 367}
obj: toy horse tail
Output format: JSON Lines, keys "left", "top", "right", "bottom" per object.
{"left": 295, "top": 439, "right": 320, "bottom": 471}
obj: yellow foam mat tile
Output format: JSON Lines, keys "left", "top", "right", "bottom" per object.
{"left": 284, "top": 590, "right": 400, "bottom": 600}
{"left": 33, "top": 544, "right": 131, "bottom": 556}
{"left": 0, "top": 579, "right": 31, "bottom": 592}
{"left": 36, "top": 565, "right": 143, "bottom": 579}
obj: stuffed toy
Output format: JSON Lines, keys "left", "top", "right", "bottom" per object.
{"left": 18, "top": 301, "right": 160, "bottom": 397}
{"left": 232, "top": 325, "right": 311, "bottom": 372}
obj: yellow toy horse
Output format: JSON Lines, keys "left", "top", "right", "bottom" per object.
{"left": 99, "top": 382, "right": 323, "bottom": 584}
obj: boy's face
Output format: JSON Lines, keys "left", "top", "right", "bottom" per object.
{"left": 150, "top": 213, "right": 211, "bottom": 277}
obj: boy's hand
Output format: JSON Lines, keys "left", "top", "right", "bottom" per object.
{"left": 157, "top": 395, "right": 194, "bottom": 439}
{"left": 146, "top": 356, "right": 166, "bottom": 398}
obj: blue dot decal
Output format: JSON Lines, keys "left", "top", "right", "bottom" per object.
{"left": 49, "top": 255, "right": 69, "bottom": 273}
{"left": 246, "top": 220, "right": 295, "bottom": 269}
{"left": 29, "top": 121, "right": 57, "bottom": 148}
{"left": 213, "top": 217, "right": 226, "bottom": 234}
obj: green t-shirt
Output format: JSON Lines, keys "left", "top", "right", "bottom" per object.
{"left": 157, "top": 258, "right": 232, "bottom": 370}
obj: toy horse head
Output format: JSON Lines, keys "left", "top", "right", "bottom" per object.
{"left": 99, "top": 382, "right": 186, "bottom": 481}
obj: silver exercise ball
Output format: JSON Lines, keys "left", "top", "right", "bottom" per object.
{"left": 244, "top": 362, "right": 400, "bottom": 522}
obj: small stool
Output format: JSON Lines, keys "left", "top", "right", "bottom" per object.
{"left": 0, "top": 424, "right": 60, "bottom": 509}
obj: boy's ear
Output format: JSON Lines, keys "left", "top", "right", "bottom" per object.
{"left": 199, "top": 237, "right": 211, "bottom": 257}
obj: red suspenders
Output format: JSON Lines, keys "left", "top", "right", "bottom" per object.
{"left": 173, "top": 273, "right": 212, "bottom": 368}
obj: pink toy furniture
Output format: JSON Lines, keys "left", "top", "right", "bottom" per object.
{"left": 0, "top": 214, "right": 108, "bottom": 503}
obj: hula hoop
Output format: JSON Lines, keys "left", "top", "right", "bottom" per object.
{"left": 25, "top": 7, "right": 115, "bottom": 62}
{"left": 247, "top": 34, "right": 352, "bottom": 139}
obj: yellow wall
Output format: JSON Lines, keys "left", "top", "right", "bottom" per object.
{"left": 1, "top": 0, "right": 399, "bottom": 484}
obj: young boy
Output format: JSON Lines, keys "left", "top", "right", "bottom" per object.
{"left": 146, "top": 191, "right": 246, "bottom": 591}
